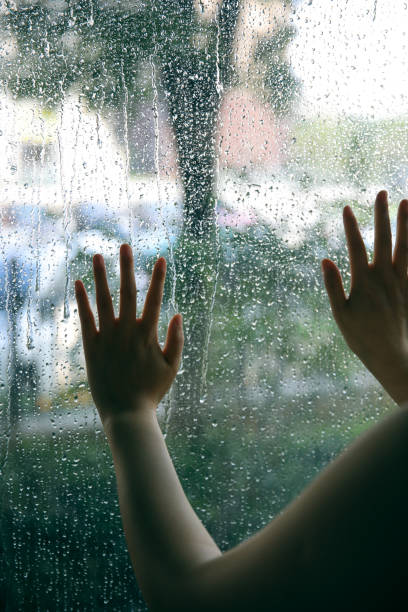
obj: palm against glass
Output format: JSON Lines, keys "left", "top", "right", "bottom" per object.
{"left": 75, "top": 244, "right": 184, "bottom": 424}
{"left": 322, "top": 190, "right": 408, "bottom": 405}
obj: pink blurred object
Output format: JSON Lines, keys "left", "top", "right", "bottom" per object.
{"left": 156, "top": 87, "right": 285, "bottom": 177}
{"left": 216, "top": 87, "right": 284, "bottom": 171}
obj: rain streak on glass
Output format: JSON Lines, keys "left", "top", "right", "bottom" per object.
{"left": 0, "top": 0, "right": 407, "bottom": 610}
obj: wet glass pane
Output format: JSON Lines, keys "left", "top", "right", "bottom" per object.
{"left": 0, "top": 0, "right": 407, "bottom": 609}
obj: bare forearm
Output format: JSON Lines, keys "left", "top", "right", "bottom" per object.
{"left": 104, "top": 407, "right": 221, "bottom": 610}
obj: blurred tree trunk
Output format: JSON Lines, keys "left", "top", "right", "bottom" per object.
{"left": 158, "top": 1, "right": 240, "bottom": 453}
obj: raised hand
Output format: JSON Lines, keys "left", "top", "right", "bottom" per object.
{"left": 322, "top": 190, "right": 408, "bottom": 406}
{"left": 75, "top": 244, "right": 184, "bottom": 425}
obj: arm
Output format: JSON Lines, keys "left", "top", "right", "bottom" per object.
{"left": 104, "top": 408, "right": 222, "bottom": 610}
{"left": 103, "top": 401, "right": 408, "bottom": 611}
{"left": 75, "top": 248, "right": 221, "bottom": 611}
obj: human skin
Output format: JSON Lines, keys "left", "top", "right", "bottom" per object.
{"left": 322, "top": 190, "right": 408, "bottom": 406}
{"left": 75, "top": 190, "right": 408, "bottom": 611}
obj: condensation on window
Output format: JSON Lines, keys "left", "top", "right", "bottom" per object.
{"left": 0, "top": 0, "right": 407, "bottom": 609}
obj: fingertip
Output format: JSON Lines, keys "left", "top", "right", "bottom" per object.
{"left": 321, "top": 258, "right": 333, "bottom": 273}
{"left": 377, "top": 189, "right": 388, "bottom": 201}
{"left": 120, "top": 243, "right": 132, "bottom": 257}
{"left": 343, "top": 205, "right": 352, "bottom": 217}
{"left": 157, "top": 257, "right": 166, "bottom": 272}
{"left": 93, "top": 254, "right": 103, "bottom": 267}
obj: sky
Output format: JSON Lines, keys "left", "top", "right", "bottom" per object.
{"left": 289, "top": 0, "right": 408, "bottom": 118}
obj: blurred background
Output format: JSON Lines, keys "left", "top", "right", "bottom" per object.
{"left": 0, "top": 0, "right": 407, "bottom": 609}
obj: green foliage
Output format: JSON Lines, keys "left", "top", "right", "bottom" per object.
{"left": 288, "top": 116, "right": 408, "bottom": 197}
{"left": 0, "top": 1, "right": 232, "bottom": 112}
{"left": 254, "top": 23, "right": 301, "bottom": 116}
{"left": 1, "top": 428, "right": 143, "bottom": 610}
{"left": 1, "top": 2, "right": 158, "bottom": 110}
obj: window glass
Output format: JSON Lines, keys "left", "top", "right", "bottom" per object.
{"left": 0, "top": 1, "right": 407, "bottom": 609}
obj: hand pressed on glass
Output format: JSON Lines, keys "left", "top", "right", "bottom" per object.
{"left": 74, "top": 243, "right": 184, "bottom": 424}
{"left": 322, "top": 190, "right": 408, "bottom": 405}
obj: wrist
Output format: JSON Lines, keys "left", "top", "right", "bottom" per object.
{"left": 371, "top": 364, "right": 408, "bottom": 406}
{"left": 355, "top": 345, "right": 408, "bottom": 406}
{"left": 102, "top": 401, "right": 159, "bottom": 434}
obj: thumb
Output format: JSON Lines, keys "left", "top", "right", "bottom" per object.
{"left": 163, "top": 314, "right": 184, "bottom": 370}
{"left": 321, "top": 259, "right": 347, "bottom": 321}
